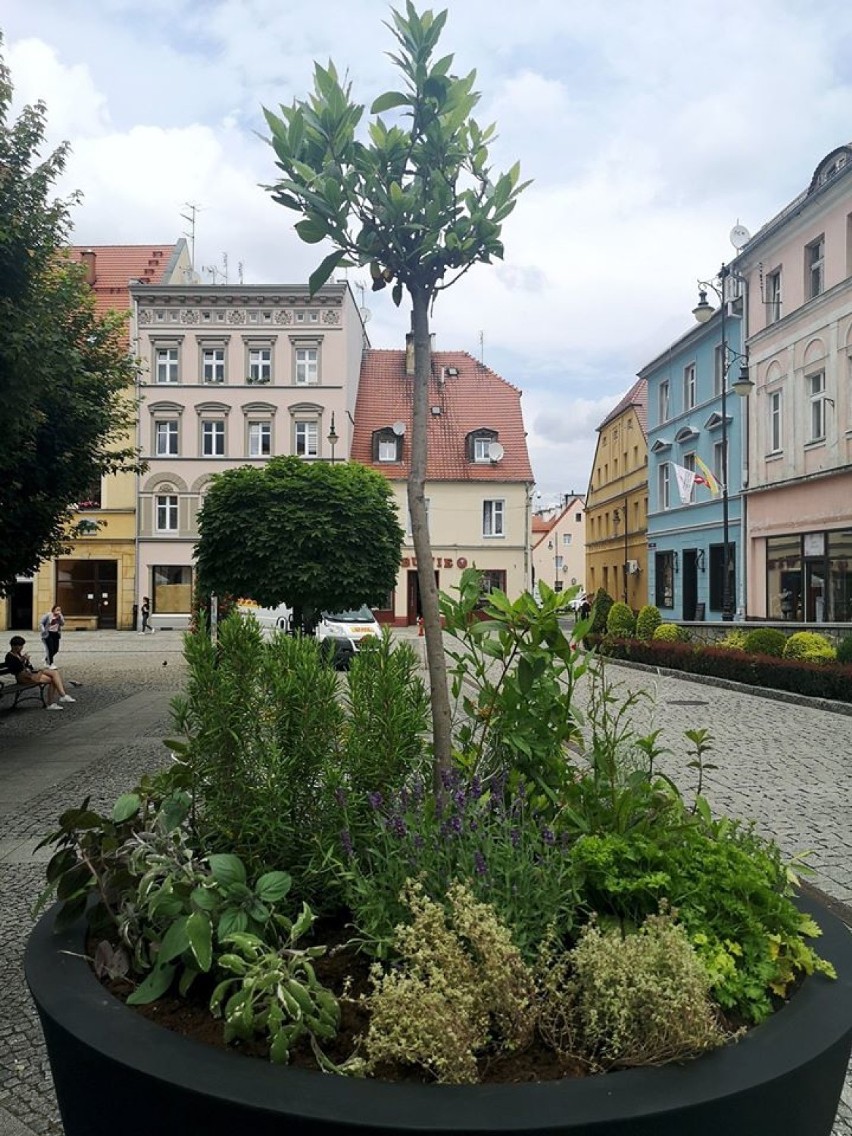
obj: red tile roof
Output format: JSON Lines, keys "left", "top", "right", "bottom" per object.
{"left": 68, "top": 243, "right": 182, "bottom": 319}
{"left": 598, "top": 377, "right": 647, "bottom": 437}
{"left": 352, "top": 350, "right": 534, "bottom": 482}
{"left": 532, "top": 516, "right": 553, "bottom": 534}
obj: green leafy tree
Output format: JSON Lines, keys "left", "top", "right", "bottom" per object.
{"left": 0, "top": 47, "right": 141, "bottom": 590}
{"left": 262, "top": 2, "right": 529, "bottom": 782}
{"left": 194, "top": 456, "right": 403, "bottom": 628}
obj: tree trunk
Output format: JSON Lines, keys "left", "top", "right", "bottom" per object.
{"left": 408, "top": 284, "right": 453, "bottom": 789}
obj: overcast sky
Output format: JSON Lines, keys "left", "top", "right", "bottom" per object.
{"left": 5, "top": 1, "right": 852, "bottom": 504}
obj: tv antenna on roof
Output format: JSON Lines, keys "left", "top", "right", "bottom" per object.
{"left": 180, "top": 202, "right": 202, "bottom": 271}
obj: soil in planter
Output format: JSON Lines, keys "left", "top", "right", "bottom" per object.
{"left": 93, "top": 916, "right": 587, "bottom": 1083}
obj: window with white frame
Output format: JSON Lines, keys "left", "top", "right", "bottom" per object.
{"left": 713, "top": 440, "right": 726, "bottom": 486}
{"left": 806, "top": 236, "right": 824, "bottom": 300}
{"left": 563, "top": 532, "right": 572, "bottom": 545}
{"left": 248, "top": 421, "right": 272, "bottom": 457}
{"left": 295, "top": 420, "right": 318, "bottom": 457}
{"left": 155, "top": 494, "right": 178, "bottom": 532}
{"left": 202, "top": 348, "right": 226, "bottom": 384}
{"left": 201, "top": 420, "right": 226, "bottom": 457}
{"left": 482, "top": 499, "right": 505, "bottom": 537}
{"left": 682, "top": 451, "right": 696, "bottom": 503}
{"left": 378, "top": 437, "right": 398, "bottom": 461}
{"left": 155, "top": 420, "right": 179, "bottom": 456}
{"left": 684, "top": 363, "right": 696, "bottom": 410}
{"left": 766, "top": 269, "right": 782, "bottom": 324}
{"left": 155, "top": 347, "right": 179, "bottom": 384}
{"left": 714, "top": 345, "right": 725, "bottom": 396}
{"left": 247, "top": 347, "right": 272, "bottom": 384}
{"left": 809, "top": 371, "right": 826, "bottom": 441}
{"left": 769, "top": 389, "right": 782, "bottom": 453}
{"left": 659, "top": 380, "right": 669, "bottom": 422}
{"left": 295, "top": 347, "right": 319, "bottom": 385}
{"left": 658, "top": 462, "right": 670, "bottom": 510}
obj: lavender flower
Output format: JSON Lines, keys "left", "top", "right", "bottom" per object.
{"left": 474, "top": 851, "right": 488, "bottom": 876}
{"left": 542, "top": 827, "right": 556, "bottom": 846}
{"left": 510, "top": 827, "right": 521, "bottom": 848}
{"left": 368, "top": 791, "right": 383, "bottom": 811}
{"left": 388, "top": 814, "right": 407, "bottom": 838}
{"left": 340, "top": 829, "right": 354, "bottom": 858}
{"left": 449, "top": 814, "right": 463, "bottom": 835}
{"left": 470, "top": 775, "right": 483, "bottom": 799}
{"left": 334, "top": 787, "right": 348, "bottom": 808}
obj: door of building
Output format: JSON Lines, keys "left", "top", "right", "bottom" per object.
{"left": 804, "top": 561, "right": 826, "bottom": 622}
{"left": 8, "top": 581, "right": 33, "bottom": 630}
{"left": 682, "top": 549, "right": 698, "bottom": 621}
{"left": 406, "top": 569, "right": 440, "bottom": 625}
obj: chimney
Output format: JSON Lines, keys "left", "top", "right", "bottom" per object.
{"left": 81, "top": 249, "right": 97, "bottom": 286}
{"left": 405, "top": 332, "right": 415, "bottom": 376}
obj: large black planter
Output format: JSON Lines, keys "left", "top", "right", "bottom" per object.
{"left": 26, "top": 893, "right": 852, "bottom": 1136}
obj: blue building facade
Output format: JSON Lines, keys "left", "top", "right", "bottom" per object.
{"left": 641, "top": 307, "right": 744, "bottom": 622}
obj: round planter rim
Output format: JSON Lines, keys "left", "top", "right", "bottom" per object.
{"left": 25, "top": 892, "right": 852, "bottom": 1132}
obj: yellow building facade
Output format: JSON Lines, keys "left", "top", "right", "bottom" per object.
{"left": 585, "top": 379, "right": 649, "bottom": 609}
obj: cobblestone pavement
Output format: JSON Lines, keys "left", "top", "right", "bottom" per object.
{"left": 0, "top": 630, "right": 850, "bottom": 1134}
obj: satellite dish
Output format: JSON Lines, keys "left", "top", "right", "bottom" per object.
{"left": 392, "top": 420, "right": 406, "bottom": 436}
{"left": 730, "top": 223, "right": 751, "bottom": 251}
{"left": 488, "top": 441, "right": 504, "bottom": 462}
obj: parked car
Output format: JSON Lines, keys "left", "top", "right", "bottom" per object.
{"left": 237, "top": 601, "right": 292, "bottom": 631}
{"left": 315, "top": 605, "right": 381, "bottom": 667}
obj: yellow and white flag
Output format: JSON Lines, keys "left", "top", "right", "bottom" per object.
{"left": 694, "top": 455, "right": 722, "bottom": 496}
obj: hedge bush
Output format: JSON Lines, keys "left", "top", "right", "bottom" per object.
{"left": 607, "top": 602, "right": 636, "bottom": 638}
{"left": 590, "top": 589, "right": 614, "bottom": 635}
{"left": 653, "top": 623, "right": 687, "bottom": 643}
{"left": 838, "top": 636, "right": 852, "bottom": 665}
{"left": 742, "top": 628, "right": 787, "bottom": 658}
{"left": 718, "top": 630, "right": 747, "bottom": 651}
{"left": 783, "top": 631, "right": 836, "bottom": 663}
{"left": 635, "top": 605, "right": 662, "bottom": 641}
{"left": 597, "top": 639, "right": 852, "bottom": 703}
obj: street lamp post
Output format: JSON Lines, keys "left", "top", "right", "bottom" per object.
{"left": 327, "top": 412, "right": 338, "bottom": 465}
{"left": 612, "top": 500, "right": 629, "bottom": 604}
{"left": 692, "top": 264, "right": 752, "bottom": 621}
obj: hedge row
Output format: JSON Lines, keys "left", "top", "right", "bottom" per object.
{"left": 598, "top": 637, "right": 852, "bottom": 704}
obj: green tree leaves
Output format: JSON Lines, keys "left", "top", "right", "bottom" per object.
{"left": 194, "top": 455, "right": 403, "bottom": 623}
{"left": 0, "top": 44, "right": 143, "bottom": 589}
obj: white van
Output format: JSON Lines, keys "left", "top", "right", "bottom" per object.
{"left": 315, "top": 605, "right": 381, "bottom": 666}
{"left": 237, "top": 601, "right": 292, "bottom": 631}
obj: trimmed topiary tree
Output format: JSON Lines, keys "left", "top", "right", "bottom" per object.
{"left": 653, "top": 623, "right": 688, "bottom": 643}
{"left": 606, "top": 601, "right": 636, "bottom": 638}
{"left": 590, "top": 589, "right": 614, "bottom": 635}
{"left": 783, "top": 631, "right": 836, "bottom": 664}
{"left": 635, "top": 604, "right": 662, "bottom": 641}
{"left": 837, "top": 636, "right": 852, "bottom": 665}
{"left": 743, "top": 628, "right": 787, "bottom": 658}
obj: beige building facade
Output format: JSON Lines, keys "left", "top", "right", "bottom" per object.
{"left": 132, "top": 282, "right": 367, "bottom": 626}
{"left": 531, "top": 495, "right": 586, "bottom": 597}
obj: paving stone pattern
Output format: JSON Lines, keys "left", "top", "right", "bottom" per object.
{"left": 0, "top": 631, "right": 850, "bottom": 1134}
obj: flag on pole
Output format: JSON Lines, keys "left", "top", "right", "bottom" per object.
{"left": 671, "top": 463, "right": 697, "bottom": 505}
{"left": 694, "top": 455, "right": 722, "bottom": 496}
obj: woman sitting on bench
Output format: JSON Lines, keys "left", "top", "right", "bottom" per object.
{"left": 4, "top": 636, "right": 76, "bottom": 711}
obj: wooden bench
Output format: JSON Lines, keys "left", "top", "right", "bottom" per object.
{"left": 0, "top": 665, "right": 48, "bottom": 710}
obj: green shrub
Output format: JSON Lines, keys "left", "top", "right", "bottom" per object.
{"left": 635, "top": 605, "right": 662, "bottom": 641}
{"left": 783, "top": 631, "right": 836, "bottom": 663}
{"left": 837, "top": 636, "right": 852, "bottom": 665}
{"left": 590, "top": 589, "right": 614, "bottom": 635}
{"left": 718, "top": 630, "right": 747, "bottom": 651}
{"left": 653, "top": 622, "right": 687, "bottom": 643}
{"left": 538, "top": 910, "right": 730, "bottom": 1070}
{"left": 742, "top": 628, "right": 787, "bottom": 658}
{"left": 607, "top": 601, "right": 636, "bottom": 638}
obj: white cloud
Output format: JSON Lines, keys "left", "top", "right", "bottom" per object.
{"left": 4, "top": 0, "right": 852, "bottom": 503}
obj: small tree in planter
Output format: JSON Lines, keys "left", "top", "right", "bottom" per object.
{"left": 262, "top": 1, "right": 529, "bottom": 783}
{"left": 635, "top": 604, "right": 662, "bottom": 641}
{"left": 606, "top": 601, "right": 636, "bottom": 638}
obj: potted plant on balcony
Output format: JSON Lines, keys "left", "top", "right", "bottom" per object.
{"left": 26, "top": 576, "right": 852, "bottom": 1136}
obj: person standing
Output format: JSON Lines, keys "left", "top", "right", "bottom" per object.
{"left": 5, "top": 636, "right": 75, "bottom": 710}
{"left": 40, "top": 604, "right": 65, "bottom": 668}
{"left": 140, "top": 597, "right": 153, "bottom": 634}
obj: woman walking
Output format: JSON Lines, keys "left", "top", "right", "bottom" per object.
{"left": 40, "top": 604, "right": 65, "bottom": 669}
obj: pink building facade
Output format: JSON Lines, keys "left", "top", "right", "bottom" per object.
{"left": 734, "top": 146, "right": 852, "bottom": 623}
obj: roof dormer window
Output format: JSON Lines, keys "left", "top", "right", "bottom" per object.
{"left": 373, "top": 427, "right": 402, "bottom": 462}
{"left": 468, "top": 428, "right": 498, "bottom": 463}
